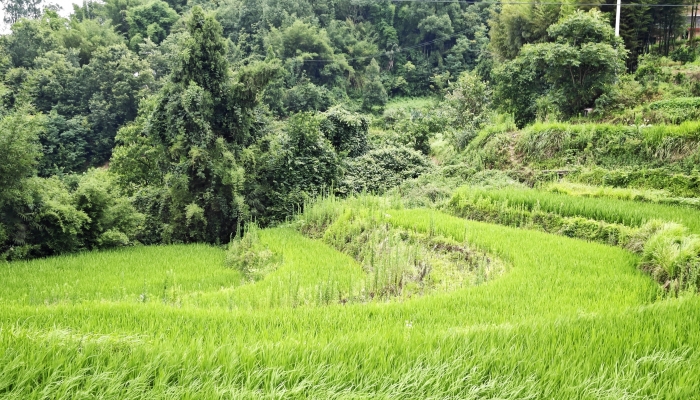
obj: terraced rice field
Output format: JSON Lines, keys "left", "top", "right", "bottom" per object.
{"left": 2, "top": 205, "right": 699, "bottom": 399}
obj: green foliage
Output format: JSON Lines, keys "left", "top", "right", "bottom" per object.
{"left": 341, "top": 145, "right": 431, "bottom": 194}
{"left": 0, "top": 109, "right": 44, "bottom": 201}
{"left": 38, "top": 113, "right": 90, "bottom": 176}
{"left": 113, "top": 7, "right": 279, "bottom": 243}
{"left": 494, "top": 10, "right": 626, "bottom": 126}
{"left": 670, "top": 45, "right": 697, "bottom": 64}
{"left": 320, "top": 106, "right": 369, "bottom": 157}
{"left": 2, "top": 12, "right": 62, "bottom": 68}
{"left": 247, "top": 113, "right": 341, "bottom": 223}
{"left": 60, "top": 16, "right": 125, "bottom": 65}
{"left": 1, "top": 170, "right": 142, "bottom": 260}
{"left": 126, "top": 0, "right": 179, "bottom": 48}
{"left": 1, "top": 0, "right": 43, "bottom": 25}
{"left": 280, "top": 78, "right": 334, "bottom": 114}
{"left": 488, "top": 3, "right": 560, "bottom": 61}
{"left": 443, "top": 71, "right": 492, "bottom": 149}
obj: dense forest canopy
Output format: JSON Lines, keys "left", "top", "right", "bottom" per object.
{"left": 0, "top": 0, "right": 698, "bottom": 260}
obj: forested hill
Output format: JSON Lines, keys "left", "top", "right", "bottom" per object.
{"left": 1, "top": 0, "right": 698, "bottom": 260}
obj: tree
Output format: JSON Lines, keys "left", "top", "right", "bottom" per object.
{"left": 1, "top": 0, "right": 43, "bottom": 25}
{"left": 80, "top": 44, "right": 154, "bottom": 166}
{"left": 488, "top": 2, "right": 561, "bottom": 61}
{"left": 2, "top": 11, "right": 63, "bottom": 68}
{"left": 60, "top": 16, "right": 125, "bottom": 65}
{"left": 444, "top": 71, "right": 492, "bottom": 149}
{"left": 320, "top": 106, "right": 369, "bottom": 157}
{"left": 601, "top": 0, "right": 653, "bottom": 69}
{"left": 0, "top": 109, "right": 44, "bottom": 204}
{"left": 651, "top": 0, "right": 686, "bottom": 56}
{"left": 245, "top": 113, "right": 341, "bottom": 223}
{"left": 362, "top": 58, "right": 388, "bottom": 112}
{"left": 494, "top": 10, "right": 626, "bottom": 126}
{"left": 126, "top": 0, "right": 179, "bottom": 48}
{"left": 112, "top": 6, "right": 280, "bottom": 243}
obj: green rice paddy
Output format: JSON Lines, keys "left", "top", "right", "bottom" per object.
{"left": 2, "top": 206, "right": 699, "bottom": 399}
{"left": 452, "top": 186, "right": 700, "bottom": 233}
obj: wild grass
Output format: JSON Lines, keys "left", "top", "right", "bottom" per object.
{"left": 2, "top": 203, "right": 700, "bottom": 398}
{"left": 566, "top": 166, "right": 700, "bottom": 198}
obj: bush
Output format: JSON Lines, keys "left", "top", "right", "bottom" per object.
{"left": 320, "top": 107, "right": 369, "bottom": 157}
{"left": 247, "top": 113, "right": 341, "bottom": 224}
{"left": 340, "top": 146, "right": 432, "bottom": 194}
{"left": 284, "top": 79, "right": 334, "bottom": 114}
{"left": 670, "top": 45, "right": 697, "bottom": 64}
{"left": 0, "top": 170, "right": 142, "bottom": 260}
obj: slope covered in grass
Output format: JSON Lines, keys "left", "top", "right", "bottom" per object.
{"left": 4, "top": 208, "right": 699, "bottom": 399}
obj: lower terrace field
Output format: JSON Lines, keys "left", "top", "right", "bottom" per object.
{"left": 2, "top": 203, "right": 699, "bottom": 399}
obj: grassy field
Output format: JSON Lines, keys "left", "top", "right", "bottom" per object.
{"left": 3, "top": 206, "right": 699, "bottom": 399}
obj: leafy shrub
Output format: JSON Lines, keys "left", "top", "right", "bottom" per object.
{"left": 593, "top": 74, "right": 645, "bottom": 115}
{"left": 247, "top": 113, "right": 341, "bottom": 224}
{"left": 1, "top": 170, "right": 142, "bottom": 260}
{"left": 634, "top": 54, "right": 670, "bottom": 84}
{"left": 320, "top": 106, "right": 369, "bottom": 157}
{"left": 670, "top": 45, "right": 697, "bottom": 64}
{"left": 283, "top": 79, "right": 334, "bottom": 114}
{"left": 341, "top": 146, "right": 432, "bottom": 194}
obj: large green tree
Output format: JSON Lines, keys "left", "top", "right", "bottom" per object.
{"left": 495, "top": 10, "right": 627, "bottom": 126}
{"left": 112, "top": 6, "right": 279, "bottom": 244}
{"left": 1, "top": 0, "right": 43, "bottom": 25}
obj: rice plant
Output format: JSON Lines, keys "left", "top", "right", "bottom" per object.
{"left": 2, "top": 205, "right": 700, "bottom": 399}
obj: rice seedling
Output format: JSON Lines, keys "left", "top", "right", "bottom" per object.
{"left": 547, "top": 181, "right": 700, "bottom": 208}
{"left": 451, "top": 186, "right": 700, "bottom": 233}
